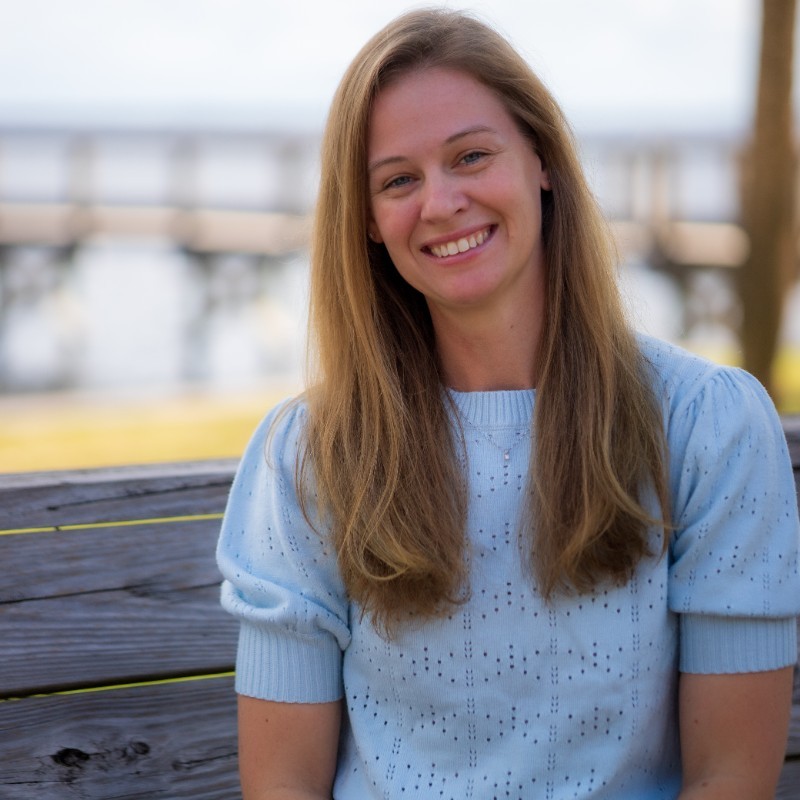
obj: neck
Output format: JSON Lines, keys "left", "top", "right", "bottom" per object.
{"left": 431, "top": 303, "right": 542, "bottom": 392}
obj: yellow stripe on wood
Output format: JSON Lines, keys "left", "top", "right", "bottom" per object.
{"left": 0, "top": 671, "right": 236, "bottom": 703}
{"left": 0, "top": 512, "right": 224, "bottom": 536}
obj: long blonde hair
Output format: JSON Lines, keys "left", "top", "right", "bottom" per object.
{"left": 298, "top": 8, "right": 670, "bottom": 632}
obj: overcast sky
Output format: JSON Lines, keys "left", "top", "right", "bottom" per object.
{"left": 0, "top": 0, "right": 782, "bottom": 133}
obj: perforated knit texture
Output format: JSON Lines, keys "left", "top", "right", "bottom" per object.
{"left": 218, "top": 335, "right": 800, "bottom": 800}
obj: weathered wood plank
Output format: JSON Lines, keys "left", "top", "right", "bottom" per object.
{"left": 0, "top": 676, "right": 239, "bottom": 799}
{"left": 778, "top": 416, "right": 799, "bottom": 795}
{"left": 0, "top": 460, "right": 235, "bottom": 530}
{"left": 790, "top": 716, "right": 800, "bottom": 761}
{"left": 777, "top": 758, "right": 800, "bottom": 800}
{"left": 0, "top": 469, "right": 239, "bottom": 697}
{"left": 0, "top": 518, "right": 223, "bottom": 603}
{"left": 0, "top": 585, "right": 237, "bottom": 698}
{"left": 788, "top": 647, "right": 800, "bottom": 757}
{"left": 785, "top": 416, "right": 800, "bottom": 466}
{"left": 0, "top": 459, "right": 237, "bottom": 489}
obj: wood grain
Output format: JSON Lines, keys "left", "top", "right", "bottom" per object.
{"left": 0, "top": 517, "right": 224, "bottom": 603}
{"left": 0, "top": 505, "right": 238, "bottom": 697}
{"left": 0, "top": 584, "right": 237, "bottom": 698}
{"left": 777, "top": 758, "right": 800, "bottom": 800}
{"left": 785, "top": 416, "right": 800, "bottom": 465}
{"left": 0, "top": 676, "right": 239, "bottom": 800}
{"left": 0, "top": 460, "right": 235, "bottom": 531}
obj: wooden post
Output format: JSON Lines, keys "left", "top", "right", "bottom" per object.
{"left": 740, "top": 0, "right": 797, "bottom": 398}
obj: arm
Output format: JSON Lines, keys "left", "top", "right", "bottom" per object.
{"left": 678, "top": 666, "right": 794, "bottom": 799}
{"left": 238, "top": 695, "right": 342, "bottom": 800}
{"left": 217, "top": 404, "right": 351, "bottom": 797}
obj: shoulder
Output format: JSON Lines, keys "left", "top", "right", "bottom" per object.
{"left": 235, "top": 395, "right": 310, "bottom": 479}
{"left": 637, "top": 333, "right": 749, "bottom": 408}
{"left": 636, "top": 334, "right": 796, "bottom": 528}
{"left": 636, "top": 333, "right": 782, "bottom": 443}
{"left": 223, "top": 395, "right": 312, "bottom": 523}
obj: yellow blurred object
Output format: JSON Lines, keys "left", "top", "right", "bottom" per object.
{"left": 683, "top": 343, "right": 800, "bottom": 414}
{"left": 774, "top": 346, "right": 800, "bottom": 414}
{"left": 0, "top": 385, "right": 296, "bottom": 474}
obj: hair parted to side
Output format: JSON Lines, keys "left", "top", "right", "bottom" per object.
{"left": 297, "top": 7, "right": 670, "bottom": 634}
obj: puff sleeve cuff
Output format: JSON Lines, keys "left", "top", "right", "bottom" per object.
{"left": 680, "top": 614, "right": 797, "bottom": 674}
{"left": 665, "top": 365, "right": 800, "bottom": 672}
{"left": 216, "top": 401, "right": 351, "bottom": 702}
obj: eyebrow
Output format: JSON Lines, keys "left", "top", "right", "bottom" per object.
{"left": 367, "top": 125, "right": 499, "bottom": 174}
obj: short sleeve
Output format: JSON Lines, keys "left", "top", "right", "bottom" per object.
{"left": 666, "top": 366, "right": 800, "bottom": 673}
{"left": 216, "top": 400, "right": 351, "bottom": 701}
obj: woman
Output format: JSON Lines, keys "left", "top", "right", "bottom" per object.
{"left": 217, "top": 9, "right": 800, "bottom": 799}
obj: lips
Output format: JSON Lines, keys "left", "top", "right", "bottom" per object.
{"left": 426, "top": 226, "right": 493, "bottom": 258}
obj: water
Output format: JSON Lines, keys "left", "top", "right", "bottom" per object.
{"left": 0, "top": 240, "right": 308, "bottom": 393}
{"left": 4, "top": 239, "right": 798, "bottom": 397}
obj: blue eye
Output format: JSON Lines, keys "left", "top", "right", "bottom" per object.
{"left": 385, "top": 175, "right": 413, "bottom": 189}
{"left": 461, "top": 151, "right": 485, "bottom": 165}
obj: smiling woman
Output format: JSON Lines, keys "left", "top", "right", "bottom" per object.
{"left": 216, "top": 9, "right": 800, "bottom": 800}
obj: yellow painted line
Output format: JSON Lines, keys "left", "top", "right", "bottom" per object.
{"left": 1, "top": 671, "right": 235, "bottom": 703}
{"left": 0, "top": 512, "right": 224, "bottom": 537}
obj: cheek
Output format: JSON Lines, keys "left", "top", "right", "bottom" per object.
{"left": 371, "top": 201, "right": 417, "bottom": 245}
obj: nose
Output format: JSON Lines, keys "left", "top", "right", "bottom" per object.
{"left": 419, "top": 173, "right": 467, "bottom": 223}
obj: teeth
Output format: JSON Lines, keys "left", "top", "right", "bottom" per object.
{"left": 430, "top": 227, "right": 490, "bottom": 258}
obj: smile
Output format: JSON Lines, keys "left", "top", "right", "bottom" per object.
{"left": 427, "top": 226, "right": 492, "bottom": 258}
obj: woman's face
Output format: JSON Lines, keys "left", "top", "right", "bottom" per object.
{"left": 367, "top": 66, "right": 550, "bottom": 326}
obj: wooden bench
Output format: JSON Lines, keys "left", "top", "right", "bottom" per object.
{"left": 0, "top": 460, "right": 240, "bottom": 799}
{"left": 0, "top": 420, "right": 799, "bottom": 799}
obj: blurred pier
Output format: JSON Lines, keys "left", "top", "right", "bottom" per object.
{"left": 0, "top": 126, "right": 747, "bottom": 258}
{"left": 0, "top": 125, "right": 777, "bottom": 393}
{"left": 0, "top": 127, "right": 319, "bottom": 251}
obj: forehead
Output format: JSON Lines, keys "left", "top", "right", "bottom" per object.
{"left": 367, "top": 67, "right": 519, "bottom": 160}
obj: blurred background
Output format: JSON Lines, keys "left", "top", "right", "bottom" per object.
{"left": 0, "top": 0, "right": 798, "bottom": 472}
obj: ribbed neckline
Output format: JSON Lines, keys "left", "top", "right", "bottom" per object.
{"left": 447, "top": 388, "right": 535, "bottom": 426}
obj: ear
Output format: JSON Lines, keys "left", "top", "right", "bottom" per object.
{"left": 539, "top": 159, "right": 551, "bottom": 191}
{"left": 367, "top": 220, "right": 383, "bottom": 243}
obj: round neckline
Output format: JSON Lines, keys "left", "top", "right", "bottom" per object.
{"left": 447, "top": 387, "right": 535, "bottom": 426}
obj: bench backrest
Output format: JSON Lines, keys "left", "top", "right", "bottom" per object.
{"left": 0, "top": 460, "right": 240, "bottom": 799}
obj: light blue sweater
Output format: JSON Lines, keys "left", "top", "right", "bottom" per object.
{"left": 217, "top": 335, "right": 800, "bottom": 799}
